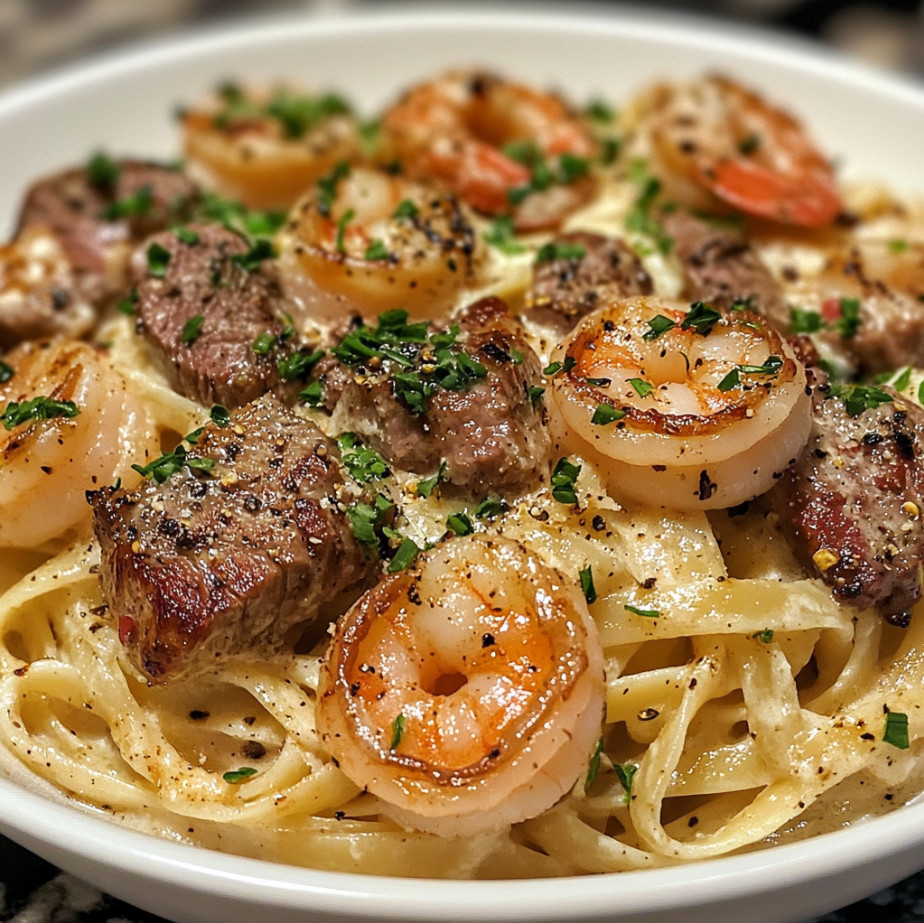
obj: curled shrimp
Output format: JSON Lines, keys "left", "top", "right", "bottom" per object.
{"left": 181, "top": 82, "right": 361, "bottom": 209}
{"left": 549, "top": 296, "right": 811, "bottom": 510}
{"left": 380, "top": 70, "right": 596, "bottom": 232}
{"left": 0, "top": 339, "right": 158, "bottom": 547}
{"left": 277, "top": 165, "right": 481, "bottom": 324}
{"left": 638, "top": 74, "right": 841, "bottom": 228}
{"left": 0, "top": 226, "right": 95, "bottom": 348}
{"left": 317, "top": 534, "right": 605, "bottom": 837}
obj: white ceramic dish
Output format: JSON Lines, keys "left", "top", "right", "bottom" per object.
{"left": 1, "top": 6, "right": 923, "bottom": 922}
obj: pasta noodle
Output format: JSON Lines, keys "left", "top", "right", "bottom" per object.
{"left": 1, "top": 66, "right": 923, "bottom": 880}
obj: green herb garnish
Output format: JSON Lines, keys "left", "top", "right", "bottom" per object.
{"left": 614, "top": 762, "right": 638, "bottom": 803}
{"left": 1, "top": 397, "right": 79, "bottom": 430}
{"left": 883, "top": 711, "right": 910, "bottom": 750}
{"left": 584, "top": 737, "right": 605, "bottom": 791}
{"left": 625, "top": 604, "right": 660, "bottom": 618}
{"left": 535, "top": 241, "right": 587, "bottom": 265}
{"left": 591, "top": 403, "right": 625, "bottom": 426}
{"left": 181, "top": 314, "right": 205, "bottom": 345}
{"left": 390, "top": 714, "right": 406, "bottom": 750}
{"left": 146, "top": 241, "right": 172, "bottom": 278}
{"left": 223, "top": 767, "right": 257, "bottom": 784}
{"left": 483, "top": 215, "right": 525, "bottom": 255}
{"left": 551, "top": 457, "right": 581, "bottom": 504}
{"left": 337, "top": 432, "right": 391, "bottom": 483}
{"left": 580, "top": 565, "right": 597, "bottom": 604}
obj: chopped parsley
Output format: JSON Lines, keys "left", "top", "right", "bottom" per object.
{"left": 0, "top": 360, "right": 12, "bottom": 384}
{"left": 835, "top": 297, "right": 862, "bottom": 340}
{"left": 543, "top": 356, "right": 576, "bottom": 376}
{"left": 197, "top": 192, "right": 287, "bottom": 238}
{"left": 213, "top": 84, "right": 351, "bottom": 139}
{"left": 827, "top": 382, "right": 893, "bottom": 417}
{"left": 642, "top": 314, "right": 677, "bottom": 342}
{"left": 551, "top": 457, "right": 581, "bottom": 504}
{"left": 737, "top": 133, "right": 762, "bottom": 155}
{"left": 580, "top": 565, "right": 597, "bottom": 604}
{"left": 447, "top": 511, "right": 475, "bottom": 536}
{"left": 528, "top": 385, "right": 546, "bottom": 407}
{"left": 209, "top": 404, "right": 231, "bottom": 427}
{"left": 584, "top": 736, "right": 605, "bottom": 791}
{"left": 717, "top": 356, "right": 784, "bottom": 392}
{"left": 335, "top": 207, "right": 355, "bottom": 253}
{"left": 483, "top": 215, "right": 525, "bottom": 255}
{"left": 535, "top": 241, "right": 587, "bottom": 264}
{"left": 131, "top": 442, "right": 215, "bottom": 483}
{"left": 364, "top": 238, "right": 391, "bottom": 262}
{"left": 474, "top": 495, "right": 508, "bottom": 521}
{"left": 100, "top": 183, "right": 153, "bottom": 220}
{"left": 629, "top": 378, "right": 654, "bottom": 398}
{"left": 331, "top": 310, "right": 486, "bottom": 416}
{"left": 625, "top": 158, "right": 673, "bottom": 255}
{"left": 392, "top": 198, "right": 419, "bottom": 220}
{"left": 614, "top": 762, "right": 638, "bottom": 803}
{"left": 789, "top": 307, "right": 825, "bottom": 334}
{"left": 222, "top": 767, "right": 257, "bottom": 784}
{"left": 625, "top": 603, "right": 660, "bottom": 618}
{"left": 181, "top": 314, "right": 205, "bottom": 345}
{"left": 753, "top": 629, "right": 775, "bottom": 644}
{"left": 591, "top": 403, "right": 625, "bottom": 426}
{"left": 385, "top": 532, "right": 421, "bottom": 573}
{"left": 116, "top": 288, "right": 139, "bottom": 315}
{"left": 883, "top": 710, "right": 910, "bottom": 750}
{"left": 231, "top": 238, "right": 275, "bottom": 272}
{"left": 175, "top": 227, "right": 200, "bottom": 246}
{"left": 504, "top": 142, "right": 589, "bottom": 206}
{"left": 86, "top": 150, "right": 120, "bottom": 191}
{"left": 390, "top": 714, "right": 406, "bottom": 750}
{"left": 317, "top": 161, "right": 351, "bottom": 217}
{"left": 346, "top": 494, "right": 395, "bottom": 546}
{"left": 298, "top": 380, "right": 324, "bottom": 407}
{"left": 585, "top": 99, "right": 615, "bottom": 123}
{"left": 277, "top": 348, "right": 324, "bottom": 382}
{"left": 1, "top": 396, "right": 79, "bottom": 430}
{"left": 336, "top": 432, "right": 391, "bottom": 483}
{"left": 415, "top": 461, "right": 447, "bottom": 498}
{"left": 146, "top": 241, "right": 172, "bottom": 278}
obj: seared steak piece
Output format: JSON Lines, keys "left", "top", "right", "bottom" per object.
{"left": 318, "top": 297, "right": 550, "bottom": 493}
{"left": 812, "top": 243, "right": 924, "bottom": 376}
{"left": 775, "top": 381, "right": 924, "bottom": 622}
{"left": 17, "top": 158, "right": 198, "bottom": 305}
{"left": 0, "top": 227, "right": 95, "bottom": 348}
{"left": 525, "top": 231, "right": 651, "bottom": 332}
{"left": 662, "top": 210, "right": 787, "bottom": 329}
{"left": 89, "top": 395, "right": 375, "bottom": 681}
{"left": 132, "top": 224, "right": 293, "bottom": 408}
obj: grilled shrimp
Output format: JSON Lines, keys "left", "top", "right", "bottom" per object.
{"left": 181, "top": 82, "right": 361, "bottom": 209}
{"left": 549, "top": 296, "right": 811, "bottom": 510}
{"left": 277, "top": 165, "right": 480, "bottom": 324}
{"left": 637, "top": 74, "right": 841, "bottom": 228}
{"left": 317, "top": 534, "right": 605, "bottom": 837}
{"left": 380, "top": 70, "right": 596, "bottom": 231}
{"left": 0, "top": 339, "right": 157, "bottom": 547}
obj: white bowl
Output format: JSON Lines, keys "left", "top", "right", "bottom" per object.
{"left": 1, "top": 7, "right": 924, "bottom": 922}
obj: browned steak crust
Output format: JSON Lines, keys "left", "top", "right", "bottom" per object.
{"left": 776, "top": 382, "right": 924, "bottom": 622}
{"left": 89, "top": 395, "right": 375, "bottom": 681}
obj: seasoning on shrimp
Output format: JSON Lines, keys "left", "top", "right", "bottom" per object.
{"left": 635, "top": 74, "right": 842, "bottom": 227}
{"left": 549, "top": 295, "right": 812, "bottom": 510}
{"left": 277, "top": 165, "right": 481, "bottom": 325}
{"left": 181, "top": 82, "right": 361, "bottom": 210}
{"left": 317, "top": 534, "right": 606, "bottom": 837}
{"left": 379, "top": 70, "right": 597, "bottom": 231}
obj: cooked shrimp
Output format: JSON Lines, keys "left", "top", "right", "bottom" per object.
{"left": 549, "top": 296, "right": 811, "bottom": 510}
{"left": 0, "top": 339, "right": 158, "bottom": 547}
{"left": 0, "top": 226, "right": 95, "bottom": 349}
{"left": 317, "top": 534, "right": 605, "bottom": 837}
{"left": 277, "top": 165, "right": 481, "bottom": 324}
{"left": 380, "top": 70, "right": 596, "bottom": 231}
{"left": 638, "top": 74, "right": 841, "bottom": 228}
{"left": 181, "top": 82, "right": 361, "bottom": 210}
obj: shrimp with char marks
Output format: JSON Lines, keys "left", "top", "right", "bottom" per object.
{"left": 549, "top": 295, "right": 812, "bottom": 510}
{"left": 277, "top": 165, "right": 481, "bottom": 325}
{"left": 634, "top": 74, "right": 842, "bottom": 228}
{"left": 0, "top": 338, "right": 158, "bottom": 547}
{"left": 380, "top": 70, "right": 596, "bottom": 232}
{"left": 317, "top": 533, "right": 605, "bottom": 837}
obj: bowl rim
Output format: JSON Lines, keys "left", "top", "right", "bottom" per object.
{"left": 1, "top": 5, "right": 924, "bottom": 921}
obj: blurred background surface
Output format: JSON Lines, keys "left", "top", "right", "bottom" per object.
{"left": 0, "top": 0, "right": 922, "bottom": 90}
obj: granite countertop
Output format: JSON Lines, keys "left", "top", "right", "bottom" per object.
{"left": 2, "top": 831, "right": 924, "bottom": 922}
